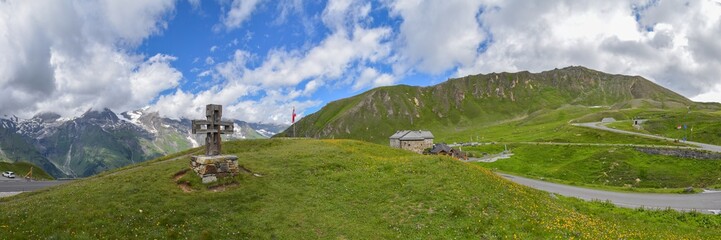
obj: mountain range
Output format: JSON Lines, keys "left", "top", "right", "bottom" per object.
{"left": 4, "top": 66, "right": 718, "bottom": 178}
{"left": 0, "top": 108, "right": 287, "bottom": 178}
{"left": 277, "top": 66, "right": 717, "bottom": 143}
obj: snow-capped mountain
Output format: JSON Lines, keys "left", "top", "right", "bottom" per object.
{"left": 0, "top": 108, "right": 288, "bottom": 178}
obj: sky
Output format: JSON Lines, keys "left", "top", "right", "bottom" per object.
{"left": 1, "top": 0, "right": 721, "bottom": 124}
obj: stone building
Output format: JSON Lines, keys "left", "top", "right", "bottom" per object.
{"left": 389, "top": 130, "right": 434, "bottom": 154}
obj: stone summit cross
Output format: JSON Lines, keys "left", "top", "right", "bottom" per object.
{"left": 190, "top": 104, "right": 240, "bottom": 183}
{"left": 192, "top": 104, "right": 234, "bottom": 155}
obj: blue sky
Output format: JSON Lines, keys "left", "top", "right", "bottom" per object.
{"left": 1, "top": 0, "right": 721, "bottom": 124}
{"left": 140, "top": 0, "right": 444, "bottom": 113}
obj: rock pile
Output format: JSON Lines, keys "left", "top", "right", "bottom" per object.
{"left": 635, "top": 147, "right": 721, "bottom": 160}
{"left": 190, "top": 155, "right": 240, "bottom": 183}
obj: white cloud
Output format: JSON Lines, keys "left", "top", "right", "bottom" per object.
{"left": 302, "top": 80, "right": 322, "bottom": 96}
{"left": 152, "top": 1, "right": 395, "bottom": 124}
{"left": 353, "top": 68, "right": 395, "bottom": 91}
{"left": 222, "top": 0, "right": 263, "bottom": 31}
{"left": 8, "top": 0, "right": 721, "bottom": 126}
{"left": 0, "top": 0, "right": 178, "bottom": 118}
{"left": 691, "top": 84, "right": 721, "bottom": 103}
{"left": 388, "top": 0, "right": 487, "bottom": 74}
{"left": 454, "top": 0, "right": 721, "bottom": 100}
{"left": 188, "top": 0, "right": 201, "bottom": 10}
{"left": 129, "top": 54, "right": 182, "bottom": 105}
{"left": 152, "top": 87, "right": 320, "bottom": 124}
{"left": 322, "top": 0, "right": 371, "bottom": 32}
{"left": 238, "top": 26, "right": 392, "bottom": 88}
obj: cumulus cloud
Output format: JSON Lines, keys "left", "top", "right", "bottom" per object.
{"left": 154, "top": 25, "right": 393, "bottom": 123}
{"left": 129, "top": 54, "right": 182, "bottom": 105}
{"left": 221, "top": 0, "right": 263, "bottom": 31}
{"left": 454, "top": 0, "right": 721, "bottom": 102}
{"left": 352, "top": 68, "right": 395, "bottom": 91}
{"left": 151, "top": 1, "right": 396, "bottom": 123}
{"left": 6, "top": 0, "right": 721, "bottom": 125}
{"left": 322, "top": 0, "right": 371, "bottom": 32}
{"left": 388, "top": 0, "right": 487, "bottom": 74}
{"left": 0, "top": 0, "right": 178, "bottom": 118}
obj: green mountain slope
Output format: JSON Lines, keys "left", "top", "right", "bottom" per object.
{"left": 0, "top": 119, "right": 65, "bottom": 177}
{"left": 1, "top": 139, "right": 719, "bottom": 238}
{"left": 278, "top": 66, "right": 695, "bottom": 143}
{"left": 37, "top": 110, "right": 162, "bottom": 177}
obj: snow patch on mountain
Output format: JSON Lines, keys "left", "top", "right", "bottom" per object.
{"left": 255, "top": 129, "right": 276, "bottom": 138}
{"left": 1, "top": 119, "right": 14, "bottom": 129}
{"left": 118, "top": 110, "right": 143, "bottom": 126}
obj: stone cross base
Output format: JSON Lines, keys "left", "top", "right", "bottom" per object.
{"left": 190, "top": 155, "right": 239, "bottom": 183}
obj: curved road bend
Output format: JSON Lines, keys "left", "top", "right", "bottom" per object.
{"left": 573, "top": 122, "right": 721, "bottom": 153}
{"left": 499, "top": 173, "right": 721, "bottom": 214}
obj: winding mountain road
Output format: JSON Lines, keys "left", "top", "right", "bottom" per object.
{"left": 500, "top": 173, "right": 721, "bottom": 213}
{"left": 490, "top": 122, "right": 721, "bottom": 214}
{"left": 573, "top": 122, "right": 721, "bottom": 153}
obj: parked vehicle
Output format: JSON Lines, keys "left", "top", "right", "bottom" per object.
{"left": 2, "top": 171, "right": 15, "bottom": 178}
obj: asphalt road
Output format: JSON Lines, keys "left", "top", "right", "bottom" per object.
{"left": 494, "top": 122, "right": 721, "bottom": 213}
{"left": 573, "top": 122, "right": 721, "bottom": 153}
{"left": 0, "top": 177, "right": 70, "bottom": 193}
{"left": 499, "top": 173, "right": 721, "bottom": 213}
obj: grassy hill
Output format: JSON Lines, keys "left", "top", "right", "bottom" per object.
{"left": 470, "top": 144, "right": 721, "bottom": 193}
{"left": 2, "top": 139, "right": 721, "bottom": 238}
{"left": 277, "top": 66, "right": 698, "bottom": 143}
{"left": 606, "top": 109, "right": 721, "bottom": 145}
{"left": 0, "top": 161, "right": 53, "bottom": 180}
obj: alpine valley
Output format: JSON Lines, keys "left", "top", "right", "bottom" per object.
{"left": 0, "top": 108, "right": 287, "bottom": 178}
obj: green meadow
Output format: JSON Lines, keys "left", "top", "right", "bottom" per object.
{"left": 2, "top": 139, "right": 721, "bottom": 239}
{"left": 470, "top": 144, "right": 721, "bottom": 193}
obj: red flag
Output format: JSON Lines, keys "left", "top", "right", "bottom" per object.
{"left": 292, "top": 107, "right": 297, "bottom": 123}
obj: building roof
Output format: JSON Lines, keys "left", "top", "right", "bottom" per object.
{"left": 430, "top": 144, "right": 452, "bottom": 154}
{"left": 389, "top": 130, "right": 410, "bottom": 139}
{"left": 389, "top": 130, "right": 434, "bottom": 140}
